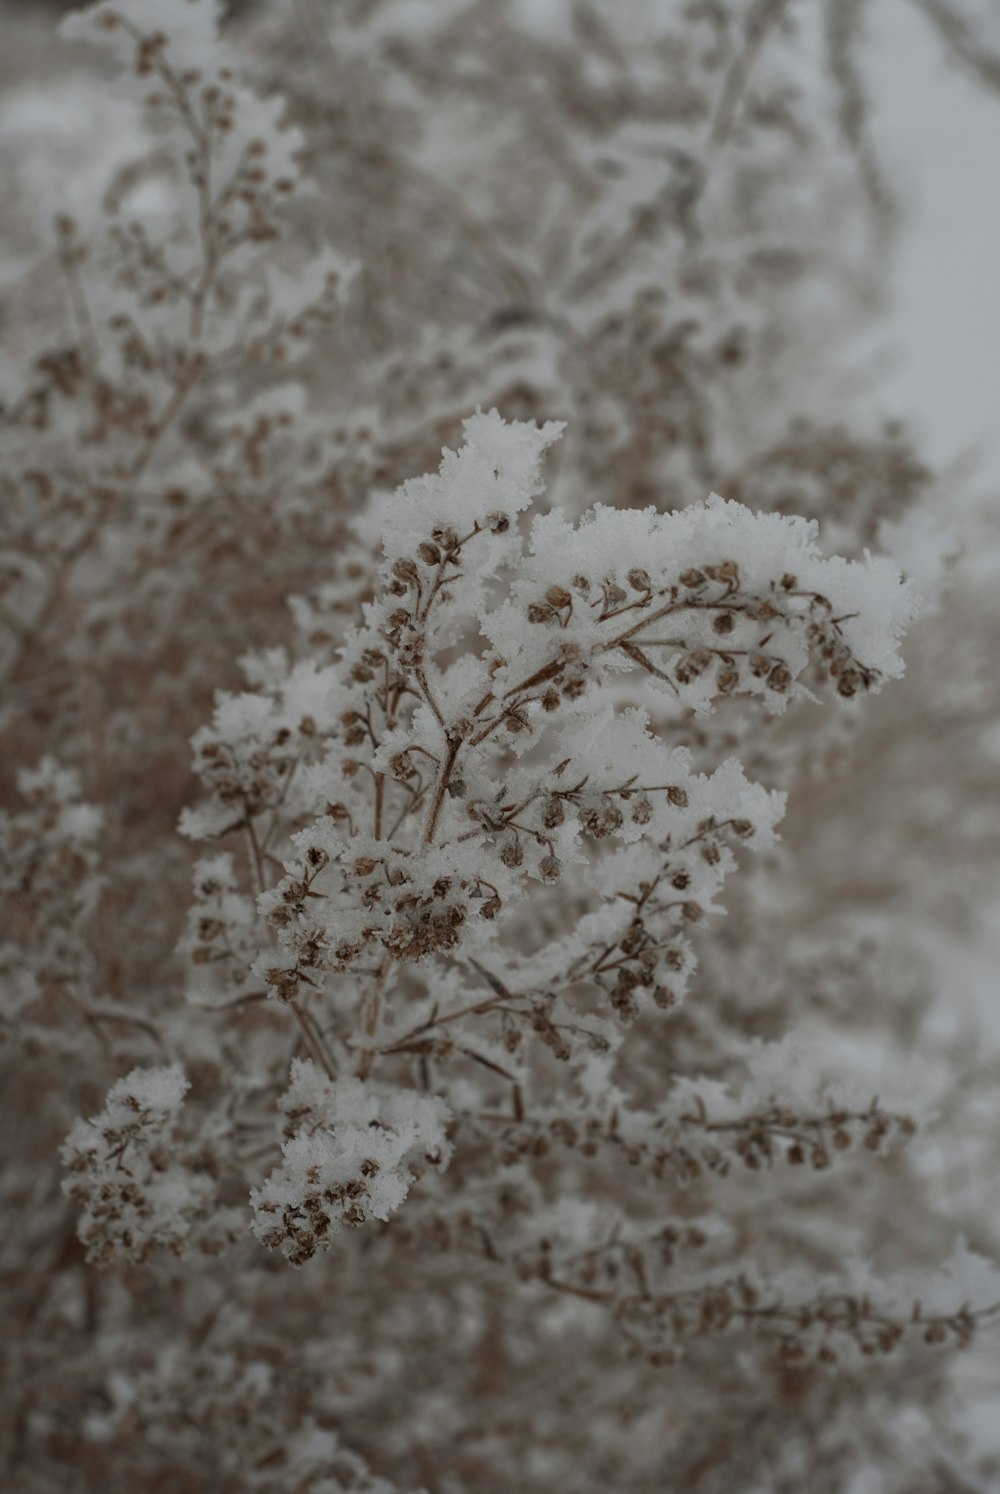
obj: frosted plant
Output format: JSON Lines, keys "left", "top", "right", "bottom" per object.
{"left": 60, "top": 1064, "right": 237, "bottom": 1264}
{"left": 250, "top": 1060, "right": 452, "bottom": 1264}
{"left": 0, "top": 758, "right": 105, "bottom": 1047}
{"left": 5, "top": 0, "right": 1000, "bottom": 1490}
{"left": 223, "top": 410, "right": 911, "bottom": 1045}
{"left": 0, "top": 0, "right": 350, "bottom": 881}
{"left": 142, "top": 414, "right": 989, "bottom": 1316}
{"left": 75, "top": 412, "right": 989, "bottom": 1487}
{"left": 29, "top": 415, "right": 1000, "bottom": 1489}
{"left": 244, "top": 0, "right": 910, "bottom": 515}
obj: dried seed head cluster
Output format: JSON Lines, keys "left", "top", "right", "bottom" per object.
{"left": 249, "top": 1061, "right": 452, "bottom": 1264}
{"left": 60, "top": 1065, "right": 238, "bottom": 1264}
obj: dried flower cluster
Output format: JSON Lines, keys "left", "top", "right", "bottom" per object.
{"left": 248, "top": 1061, "right": 452, "bottom": 1264}
{"left": 4, "top": 1, "right": 1000, "bottom": 1492}
{"left": 61, "top": 1063, "right": 242, "bottom": 1264}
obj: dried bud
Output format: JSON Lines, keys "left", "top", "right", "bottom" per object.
{"left": 499, "top": 838, "right": 524, "bottom": 868}
{"left": 390, "top": 752, "right": 414, "bottom": 781}
{"left": 581, "top": 803, "right": 623, "bottom": 839}
{"left": 542, "top": 797, "right": 565, "bottom": 829}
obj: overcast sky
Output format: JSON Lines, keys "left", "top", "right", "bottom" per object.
{"left": 869, "top": 0, "right": 1000, "bottom": 496}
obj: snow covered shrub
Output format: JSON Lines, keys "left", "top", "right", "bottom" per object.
{"left": 51, "top": 410, "right": 1000, "bottom": 1490}
{"left": 5, "top": 0, "right": 1000, "bottom": 1491}
{"left": 1, "top": 0, "right": 349, "bottom": 908}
